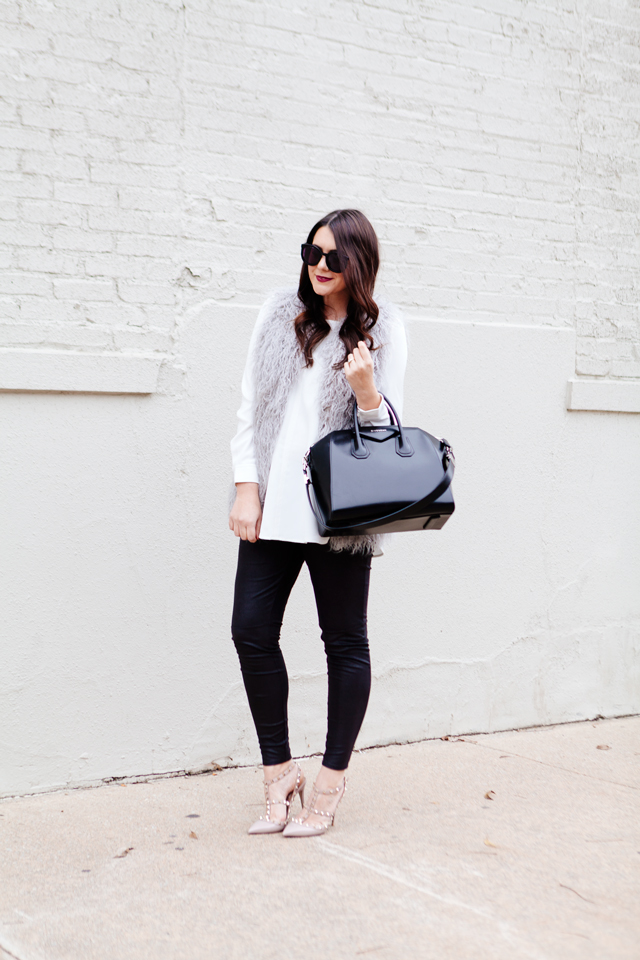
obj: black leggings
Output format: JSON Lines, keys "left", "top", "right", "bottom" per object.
{"left": 231, "top": 538, "right": 372, "bottom": 770}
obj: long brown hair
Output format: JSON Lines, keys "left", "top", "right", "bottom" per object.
{"left": 295, "top": 209, "right": 380, "bottom": 368}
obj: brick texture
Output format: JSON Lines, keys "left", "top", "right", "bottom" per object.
{"left": 0, "top": 0, "right": 638, "bottom": 378}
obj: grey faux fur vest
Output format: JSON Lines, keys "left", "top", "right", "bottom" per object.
{"left": 251, "top": 286, "right": 398, "bottom": 555}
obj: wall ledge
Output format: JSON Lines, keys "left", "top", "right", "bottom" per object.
{"left": 0, "top": 350, "right": 163, "bottom": 394}
{"left": 567, "top": 379, "right": 640, "bottom": 413}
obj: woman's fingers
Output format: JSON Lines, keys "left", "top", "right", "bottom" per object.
{"left": 355, "top": 342, "right": 373, "bottom": 365}
{"left": 230, "top": 513, "right": 261, "bottom": 540}
{"left": 230, "top": 514, "right": 248, "bottom": 539}
{"left": 345, "top": 343, "right": 372, "bottom": 372}
{"left": 238, "top": 519, "right": 257, "bottom": 541}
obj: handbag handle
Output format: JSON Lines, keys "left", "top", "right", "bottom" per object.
{"left": 352, "top": 394, "right": 414, "bottom": 459}
{"left": 305, "top": 439, "right": 455, "bottom": 535}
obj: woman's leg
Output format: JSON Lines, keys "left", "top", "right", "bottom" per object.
{"left": 281, "top": 544, "right": 372, "bottom": 834}
{"left": 231, "top": 538, "right": 304, "bottom": 765}
{"left": 305, "top": 543, "right": 373, "bottom": 769}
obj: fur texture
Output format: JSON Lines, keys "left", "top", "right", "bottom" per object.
{"left": 251, "top": 287, "right": 399, "bottom": 554}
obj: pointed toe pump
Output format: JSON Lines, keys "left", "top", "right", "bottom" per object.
{"left": 247, "top": 762, "right": 305, "bottom": 835}
{"left": 282, "top": 777, "right": 346, "bottom": 838}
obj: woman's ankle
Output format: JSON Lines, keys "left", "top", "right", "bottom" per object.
{"left": 315, "top": 764, "right": 347, "bottom": 791}
{"left": 263, "top": 759, "right": 294, "bottom": 781}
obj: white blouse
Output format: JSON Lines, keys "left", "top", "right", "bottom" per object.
{"left": 231, "top": 302, "right": 408, "bottom": 546}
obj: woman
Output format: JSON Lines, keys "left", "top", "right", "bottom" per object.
{"left": 229, "top": 209, "right": 407, "bottom": 837}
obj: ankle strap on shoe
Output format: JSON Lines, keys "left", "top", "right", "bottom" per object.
{"left": 312, "top": 777, "right": 346, "bottom": 796}
{"left": 295, "top": 778, "right": 346, "bottom": 827}
{"left": 263, "top": 762, "right": 296, "bottom": 787}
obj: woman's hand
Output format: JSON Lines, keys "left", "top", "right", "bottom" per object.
{"left": 229, "top": 482, "right": 262, "bottom": 542}
{"left": 344, "top": 340, "right": 381, "bottom": 411}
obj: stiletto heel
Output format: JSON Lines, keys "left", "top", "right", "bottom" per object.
{"left": 282, "top": 777, "right": 346, "bottom": 838}
{"left": 248, "top": 762, "right": 305, "bottom": 835}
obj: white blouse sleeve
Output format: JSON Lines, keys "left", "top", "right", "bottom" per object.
{"left": 357, "top": 319, "right": 408, "bottom": 425}
{"left": 230, "top": 303, "right": 270, "bottom": 485}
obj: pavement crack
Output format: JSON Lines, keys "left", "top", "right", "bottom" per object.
{"left": 0, "top": 935, "right": 27, "bottom": 960}
{"left": 318, "top": 838, "right": 491, "bottom": 917}
{"left": 463, "top": 743, "right": 638, "bottom": 790}
{"left": 317, "top": 839, "right": 547, "bottom": 959}
{"left": 559, "top": 883, "right": 595, "bottom": 904}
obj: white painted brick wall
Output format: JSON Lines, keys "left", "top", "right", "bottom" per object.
{"left": 2, "top": 0, "right": 640, "bottom": 796}
{"left": 0, "top": 0, "right": 638, "bottom": 378}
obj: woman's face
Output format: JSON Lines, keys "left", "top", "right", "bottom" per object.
{"left": 307, "top": 225, "right": 347, "bottom": 300}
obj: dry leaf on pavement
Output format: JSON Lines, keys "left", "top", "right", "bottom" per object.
{"left": 113, "top": 847, "right": 133, "bottom": 859}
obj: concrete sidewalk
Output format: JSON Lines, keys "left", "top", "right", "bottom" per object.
{"left": 1, "top": 717, "right": 638, "bottom": 960}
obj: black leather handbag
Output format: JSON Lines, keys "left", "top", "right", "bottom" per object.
{"left": 303, "top": 395, "right": 455, "bottom": 536}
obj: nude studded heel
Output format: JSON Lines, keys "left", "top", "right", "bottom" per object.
{"left": 247, "top": 762, "right": 306, "bottom": 835}
{"left": 282, "top": 777, "right": 346, "bottom": 838}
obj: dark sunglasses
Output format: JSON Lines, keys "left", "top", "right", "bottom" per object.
{"left": 301, "top": 243, "right": 349, "bottom": 274}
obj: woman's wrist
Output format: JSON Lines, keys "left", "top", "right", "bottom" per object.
{"left": 235, "top": 481, "right": 260, "bottom": 498}
{"left": 355, "top": 389, "right": 381, "bottom": 411}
